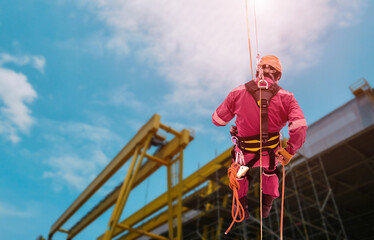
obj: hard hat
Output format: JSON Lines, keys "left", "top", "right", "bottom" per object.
{"left": 260, "top": 55, "right": 282, "bottom": 73}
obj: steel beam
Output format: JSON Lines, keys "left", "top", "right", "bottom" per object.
{"left": 96, "top": 148, "right": 232, "bottom": 239}
{"left": 68, "top": 159, "right": 160, "bottom": 239}
{"left": 103, "top": 133, "right": 152, "bottom": 240}
{"left": 116, "top": 223, "right": 169, "bottom": 240}
{"left": 49, "top": 114, "right": 161, "bottom": 239}
{"left": 67, "top": 129, "right": 193, "bottom": 239}
{"left": 118, "top": 204, "right": 189, "bottom": 239}
{"left": 119, "top": 182, "right": 215, "bottom": 240}
{"left": 176, "top": 150, "right": 184, "bottom": 240}
{"left": 166, "top": 159, "right": 174, "bottom": 239}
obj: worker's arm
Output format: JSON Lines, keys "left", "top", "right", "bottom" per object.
{"left": 212, "top": 91, "right": 235, "bottom": 126}
{"left": 286, "top": 95, "right": 307, "bottom": 155}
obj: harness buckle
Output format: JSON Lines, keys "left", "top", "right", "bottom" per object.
{"left": 258, "top": 79, "right": 269, "bottom": 89}
{"left": 260, "top": 99, "right": 268, "bottom": 108}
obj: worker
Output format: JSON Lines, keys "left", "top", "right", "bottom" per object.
{"left": 212, "top": 55, "right": 307, "bottom": 219}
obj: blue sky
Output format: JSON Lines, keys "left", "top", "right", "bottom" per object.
{"left": 0, "top": 0, "right": 373, "bottom": 239}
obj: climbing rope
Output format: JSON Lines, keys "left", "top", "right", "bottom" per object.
{"left": 225, "top": 163, "right": 245, "bottom": 234}
{"left": 279, "top": 136, "right": 286, "bottom": 240}
{"left": 243, "top": 0, "right": 286, "bottom": 239}
{"left": 259, "top": 81, "right": 263, "bottom": 239}
{"left": 245, "top": 0, "right": 254, "bottom": 80}
{"left": 280, "top": 162, "right": 286, "bottom": 239}
{"left": 254, "top": 0, "right": 259, "bottom": 54}
{"left": 244, "top": 0, "right": 264, "bottom": 238}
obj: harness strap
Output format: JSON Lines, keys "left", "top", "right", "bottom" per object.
{"left": 238, "top": 132, "right": 280, "bottom": 152}
{"left": 245, "top": 152, "right": 260, "bottom": 168}
{"left": 263, "top": 167, "right": 280, "bottom": 179}
{"left": 245, "top": 80, "right": 281, "bottom": 141}
{"left": 232, "top": 131, "right": 279, "bottom": 171}
{"left": 260, "top": 99, "right": 269, "bottom": 140}
{"left": 242, "top": 149, "right": 276, "bottom": 171}
{"left": 268, "top": 150, "right": 276, "bottom": 171}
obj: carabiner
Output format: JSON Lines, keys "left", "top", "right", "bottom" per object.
{"left": 258, "top": 79, "right": 269, "bottom": 89}
{"left": 231, "top": 136, "right": 239, "bottom": 145}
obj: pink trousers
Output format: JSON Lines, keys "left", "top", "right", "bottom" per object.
{"left": 236, "top": 169, "right": 280, "bottom": 199}
{"left": 234, "top": 146, "right": 280, "bottom": 199}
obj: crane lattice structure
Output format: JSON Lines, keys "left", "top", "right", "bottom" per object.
{"left": 47, "top": 114, "right": 193, "bottom": 240}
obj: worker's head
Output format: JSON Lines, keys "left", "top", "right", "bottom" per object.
{"left": 256, "top": 55, "right": 282, "bottom": 82}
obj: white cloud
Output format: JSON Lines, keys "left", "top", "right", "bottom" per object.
{"left": 0, "top": 200, "right": 36, "bottom": 218}
{"left": 31, "top": 56, "right": 46, "bottom": 73}
{"left": 43, "top": 149, "right": 109, "bottom": 191}
{"left": 0, "top": 68, "right": 37, "bottom": 142}
{"left": 0, "top": 53, "right": 46, "bottom": 73}
{"left": 78, "top": 0, "right": 364, "bottom": 115}
{"left": 0, "top": 68, "right": 36, "bottom": 131}
{"left": 42, "top": 121, "right": 122, "bottom": 191}
{"left": 0, "top": 52, "right": 46, "bottom": 142}
{"left": 58, "top": 122, "right": 121, "bottom": 144}
{"left": 0, "top": 120, "right": 21, "bottom": 143}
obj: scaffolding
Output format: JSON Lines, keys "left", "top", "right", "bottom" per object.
{"left": 46, "top": 80, "right": 374, "bottom": 240}
{"left": 173, "top": 125, "right": 373, "bottom": 240}
{"left": 109, "top": 81, "right": 374, "bottom": 240}
{"left": 140, "top": 133, "right": 373, "bottom": 240}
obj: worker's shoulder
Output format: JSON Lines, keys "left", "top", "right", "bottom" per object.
{"left": 277, "top": 88, "right": 294, "bottom": 97}
{"left": 230, "top": 84, "right": 246, "bottom": 93}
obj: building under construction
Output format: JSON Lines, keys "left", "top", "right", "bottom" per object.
{"left": 45, "top": 79, "right": 374, "bottom": 240}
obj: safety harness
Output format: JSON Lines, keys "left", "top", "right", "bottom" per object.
{"left": 231, "top": 79, "right": 281, "bottom": 171}
{"left": 226, "top": 78, "right": 282, "bottom": 235}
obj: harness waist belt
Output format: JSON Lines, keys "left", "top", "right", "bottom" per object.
{"left": 238, "top": 132, "right": 280, "bottom": 153}
{"left": 233, "top": 131, "right": 280, "bottom": 170}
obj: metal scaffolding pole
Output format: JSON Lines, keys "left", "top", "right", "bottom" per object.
{"left": 267, "top": 211, "right": 275, "bottom": 240}
{"left": 166, "top": 157, "right": 174, "bottom": 239}
{"left": 215, "top": 167, "right": 222, "bottom": 240}
{"left": 306, "top": 160, "right": 330, "bottom": 240}
{"left": 291, "top": 169, "right": 309, "bottom": 240}
{"left": 284, "top": 198, "right": 298, "bottom": 239}
{"left": 318, "top": 156, "right": 348, "bottom": 240}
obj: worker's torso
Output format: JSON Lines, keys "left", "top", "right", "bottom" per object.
{"left": 231, "top": 79, "right": 292, "bottom": 138}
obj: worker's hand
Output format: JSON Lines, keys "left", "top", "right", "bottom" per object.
{"left": 275, "top": 148, "right": 294, "bottom": 165}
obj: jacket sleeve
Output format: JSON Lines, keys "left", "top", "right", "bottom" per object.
{"left": 286, "top": 94, "right": 307, "bottom": 155}
{"left": 212, "top": 91, "right": 235, "bottom": 126}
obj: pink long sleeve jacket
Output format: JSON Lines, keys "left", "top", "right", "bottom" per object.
{"left": 212, "top": 77, "right": 307, "bottom": 167}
